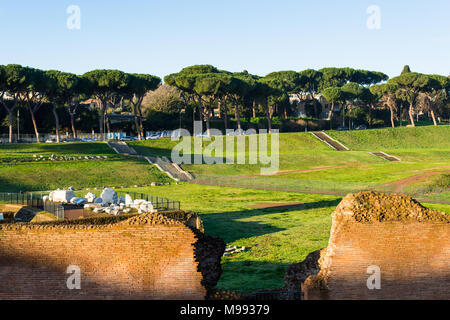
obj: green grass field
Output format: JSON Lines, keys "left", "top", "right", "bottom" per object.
{"left": 327, "top": 125, "right": 450, "bottom": 151}
{"left": 115, "top": 183, "right": 450, "bottom": 293}
{"left": 2, "top": 125, "right": 449, "bottom": 292}
{"left": 0, "top": 143, "right": 171, "bottom": 192}
{"left": 128, "top": 125, "right": 450, "bottom": 202}
{"left": 0, "top": 142, "right": 116, "bottom": 159}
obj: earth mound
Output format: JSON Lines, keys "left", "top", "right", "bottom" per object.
{"left": 334, "top": 191, "right": 450, "bottom": 223}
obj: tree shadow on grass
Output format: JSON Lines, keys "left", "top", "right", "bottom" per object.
{"left": 0, "top": 177, "right": 38, "bottom": 193}
{"left": 216, "top": 260, "right": 292, "bottom": 293}
{"left": 201, "top": 199, "right": 340, "bottom": 243}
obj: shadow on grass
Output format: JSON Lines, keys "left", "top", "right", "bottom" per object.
{"left": 202, "top": 199, "right": 340, "bottom": 243}
{"left": 0, "top": 177, "right": 37, "bottom": 193}
{"left": 217, "top": 260, "right": 292, "bottom": 293}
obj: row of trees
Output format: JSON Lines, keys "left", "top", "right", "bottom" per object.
{"left": 0, "top": 65, "right": 160, "bottom": 143}
{"left": 1, "top": 64, "right": 449, "bottom": 142}
{"left": 165, "top": 65, "right": 449, "bottom": 134}
{"left": 321, "top": 66, "right": 450, "bottom": 128}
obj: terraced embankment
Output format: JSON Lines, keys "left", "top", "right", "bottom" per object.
{"left": 370, "top": 152, "right": 400, "bottom": 162}
{"left": 311, "top": 132, "right": 349, "bottom": 151}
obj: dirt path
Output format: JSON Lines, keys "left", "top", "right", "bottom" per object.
{"left": 380, "top": 170, "right": 450, "bottom": 193}
{"left": 249, "top": 164, "right": 368, "bottom": 177}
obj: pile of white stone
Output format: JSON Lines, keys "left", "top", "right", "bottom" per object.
{"left": 44, "top": 187, "right": 157, "bottom": 216}
{"left": 223, "top": 245, "right": 249, "bottom": 256}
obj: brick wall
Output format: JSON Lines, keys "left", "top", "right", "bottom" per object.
{"left": 302, "top": 192, "right": 450, "bottom": 300}
{"left": 0, "top": 222, "right": 208, "bottom": 300}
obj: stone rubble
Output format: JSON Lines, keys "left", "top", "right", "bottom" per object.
{"left": 223, "top": 245, "right": 249, "bottom": 256}
{"left": 44, "top": 187, "right": 158, "bottom": 216}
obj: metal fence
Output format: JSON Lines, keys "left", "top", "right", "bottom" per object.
{"left": 191, "top": 174, "right": 450, "bottom": 204}
{"left": 115, "top": 191, "right": 181, "bottom": 211}
{"left": 0, "top": 191, "right": 180, "bottom": 221}
{"left": 0, "top": 192, "right": 64, "bottom": 220}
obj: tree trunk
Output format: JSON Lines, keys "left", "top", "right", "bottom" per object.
{"left": 30, "top": 112, "right": 40, "bottom": 143}
{"left": 342, "top": 105, "right": 346, "bottom": 127}
{"left": 26, "top": 104, "right": 40, "bottom": 144}
{"left": 252, "top": 101, "right": 256, "bottom": 118}
{"left": 204, "top": 110, "right": 211, "bottom": 137}
{"left": 389, "top": 106, "right": 395, "bottom": 128}
{"left": 266, "top": 101, "right": 274, "bottom": 134}
{"left": 430, "top": 109, "right": 438, "bottom": 126}
{"left": 8, "top": 110, "right": 13, "bottom": 144}
{"left": 70, "top": 112, "right": 77, "bottom": 139}
{"left": 235, "top": 105, "right": 242, "bottom": 130}
{"left": 8, "top": 110, "right": 14, "bottom": 144}
{"left": 222, "top": 102, "right": 228, "bottom": 131}
{"left": 99, "top": 115, "right": 104, "bottom": 140}
{"left": 2, "top": 98, "right": 18, "bottom": 144}
{"left": 328, "top": 102, "right": 335, "bottom": 130}
{"left": 368, "top": 104, "right": 373, "bottom": 128}
{"left": 408, "top": 103, "right": 415, "bottom": 127}
{"left": 106, "top": 115, "right": 111, "bottom": 136}
{"left": 137, "top": 103, "right": 145, "bottom": 139}
{"left": 52, "top": 104, "right": 60, "bottom": 143}
{"left": 133, "top": 105, "right": 141, "bottom": 140}
{"left": 198, "top": 106, "right": 203, "bottom": 123}
{"left": 98, "top": 99, "right": 106, "bottom": 140}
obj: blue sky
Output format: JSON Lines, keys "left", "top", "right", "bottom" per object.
{"left": 0, "top": 0, "right": 449, "bottom": 80}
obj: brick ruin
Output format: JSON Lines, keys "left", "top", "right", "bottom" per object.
{"left": 0, "top": 211, "right": 225, "bottom": 300}
{"left": 285, "top": 191, "right": 450, "bottom": 300}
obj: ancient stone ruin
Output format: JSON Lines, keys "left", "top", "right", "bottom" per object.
{"left": 45, "top": 187, "right": 157, "bottom": 216}
{"left": 0, "top": 211, "right": 225, "bottom": 300}
{"left": 285, "top": 191, "right": 450, "bottom": 300}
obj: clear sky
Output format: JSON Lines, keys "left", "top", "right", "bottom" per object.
{"left": 0, "top": 0, "right": 449, "bottom": 80}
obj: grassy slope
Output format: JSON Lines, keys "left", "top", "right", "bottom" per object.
{"left": 129, "top": 133, "right": 384, "bottom": 175}
{"left": 116, "top": 184, "right": 450, "bottom": 293}
{"left": 3, "top": 129, "right": 449, "bottom": 291}
{"left": 118, "top": 184, "right": 339, "bottom": 292}
{"left": 128, "top": 127, "right": 450, "bottom": 200}
{"left": 0, "top": 143, "right": 170, "bottom": 191}
{"left": 327, "top": 125, "right": 450, "bottom": 151}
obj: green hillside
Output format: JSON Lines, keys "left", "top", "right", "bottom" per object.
{"left": 0, "top": 143, "right": 171, "bottom": 191}
{"left": 0, "top": 143, "right": 115, "bottom": 160}
{"left": 327, "top": 125, "right": 450, "bottom": 151}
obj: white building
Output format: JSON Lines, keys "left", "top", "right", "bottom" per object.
{"left": 289, "top": 93, "right": 341, "bottom": 119}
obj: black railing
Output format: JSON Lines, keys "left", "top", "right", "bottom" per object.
{"left": 0, "top": 192, "right": 64, "bottom": 220}
{"left": 115, "top": 191, "right": 181, "bottom": 211}
{"left": 0, "top": 191, "right": 181, "bottom": 221}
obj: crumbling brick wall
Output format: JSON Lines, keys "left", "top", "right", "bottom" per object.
{"left": 298, "top": 192, "right": 450, "bottom": 300}
{"left": 0, "top": 213, "right": 224, "bottom": 300}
